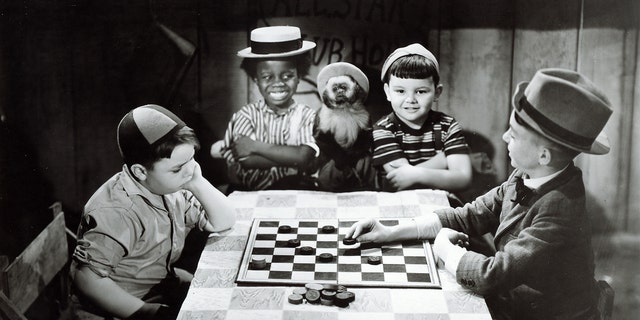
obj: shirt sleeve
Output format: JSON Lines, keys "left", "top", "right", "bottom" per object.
{"left": 223, "top": 107, "right": 257, "bottom": 163}
{"left": 443, "top": 119, "right": 470, "bottom": 156}
{"left": 372, "top": 125, "right": 405, "bottom": 166}
{"left": 72, "top": 208, "right": 138, "bottom": 277}
{"left": 435, "top": 183, "right": 505, "bottom": 237}
{"left": 182, "top": 190, "right": 208, "bottom": 231}
{"left": 298, "top": 106, "right": 319, "bottom": 156}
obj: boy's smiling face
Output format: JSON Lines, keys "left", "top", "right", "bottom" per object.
{"left": 254, "top": 60, "right": 300, "bottom": 112}
{"left": 384, "top": 75, "right": 442, "bottom": 129}
{"left": 140, "top": 143, "right": 196, "bottom": 195}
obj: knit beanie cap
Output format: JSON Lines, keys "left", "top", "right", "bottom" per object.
{"left": 117, "top": 104, "right": 186, "bottom": 162}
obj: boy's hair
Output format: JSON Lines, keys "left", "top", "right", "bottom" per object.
{"left": 240, "top": 53, "right": 312, "bottom": 78}
{"left": 126, "top": 126, "right": 201, "bottom": 170}
{"left": 383, "top": 54, "right": 440, "bottom": 85}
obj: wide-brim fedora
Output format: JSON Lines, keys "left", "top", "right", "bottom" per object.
{"left": 512, "top": 68, "right": 612, "bottom": 155}
{"left": 237, "top": 26, "right": 316, "bottom": 58}
{"left": 317, "top": 62, "right": 370, "bottom": 101}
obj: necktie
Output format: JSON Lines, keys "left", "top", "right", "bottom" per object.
{"left": 511, "top": 176, "right": 534, "bottom": 205}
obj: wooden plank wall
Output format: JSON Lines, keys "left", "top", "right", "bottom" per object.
{"left": 0, "top": 0, "right": 637, "bottom": 234}
{"left": 577, "top": 0, "right": 639, "bottom": 232}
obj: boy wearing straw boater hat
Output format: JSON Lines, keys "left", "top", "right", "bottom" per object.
{"left": 70, "top": 105, "right": 236, "bottom": 319}
{"left": 347, "top": 68, "right": 612, "bottom": 319}
{"left": 211, "top": 26, "right": 319, "bottom": 191}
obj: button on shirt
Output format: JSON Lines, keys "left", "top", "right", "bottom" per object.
{"left": 71, "top": 165, "right": 209, "bottom": 298}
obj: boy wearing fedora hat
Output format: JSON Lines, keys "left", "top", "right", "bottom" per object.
{"left": 347, "top": 68, "right": 612, "bottom": 319}
{"left": 373, "top": 43, "right": 472, "bottom": 192}
{"left": 70, "top": 105, "right": 236, "bottom": 319}
{"left": 213, "top": 26, "right": 319, "bottom": 191}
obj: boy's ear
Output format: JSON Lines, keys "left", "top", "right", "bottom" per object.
{"left": 435, "top": 84, "right": 443, "bottom": 99}
{"left": 538, "top": 147, "right": 552, "bottom": 166}
{"left": 383, "top": 83, "right": 391, "bottom": 101}
{"left": 130, "top": 164, "right": 148, "bottom": 181}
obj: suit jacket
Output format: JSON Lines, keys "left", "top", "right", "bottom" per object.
{"left": 435, "top": 164, "right": 599, "bottom": 320}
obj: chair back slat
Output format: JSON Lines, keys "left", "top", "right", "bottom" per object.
{"left": 0, "top": 211, "right": 68, "bottom": 313}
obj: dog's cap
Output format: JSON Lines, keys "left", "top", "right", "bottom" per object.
{"left": 513, "top": 68, "right": 612, "bottom": 155}
{"left": 317, "top": 62, "right": 369, "bottom": 101}
{"left": 380, "top": 43, "right": 439, "bottom": 81}
{"left": 237, "top": 26, "right": 316, "bottom": 58}
{"left": 117, "top": 104, "right": 186, "bottom": 161}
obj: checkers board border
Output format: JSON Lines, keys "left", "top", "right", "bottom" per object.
{"left": 236, "top": 218, "right": 441, "bottom": 289}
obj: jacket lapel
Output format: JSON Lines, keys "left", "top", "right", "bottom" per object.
{"left": 494, "top": 165, "right": 579, "bottom": 241}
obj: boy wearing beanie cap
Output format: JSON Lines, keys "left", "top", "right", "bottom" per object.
{"left": 70, "top": 105, "right": 236, "bottom": 319}
{"left": 347, "top": 68, "right": 612, "bottom": 319}
{"left": 373, "top": 43, "right": 472, "bottom": 192}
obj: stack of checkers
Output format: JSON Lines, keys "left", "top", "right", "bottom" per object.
{"left": 287, "top": 283, "right": 356, "bottom": 308}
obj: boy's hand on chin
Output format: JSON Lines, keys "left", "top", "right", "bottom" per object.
{"left": 182, "top": 161, "right": 204, "bottom": 192}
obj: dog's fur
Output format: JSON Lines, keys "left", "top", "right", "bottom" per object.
{"left": 310, "top": 74, "right": 376, "bottom": 191}
{"left": 316, "top": 75, "right": 370, "bottom": 149}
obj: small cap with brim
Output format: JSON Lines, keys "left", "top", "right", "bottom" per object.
{"left": 380, "top": 43, "right": 439, "bottom": 81}
{"left": 317, "top": 62, "right": 369, "bottom": 101}
{"left": 237, "top": 26, "right": 316, "bottom": 58}
{"left": 117, "top": 104, "right": 186, "bottom": 162}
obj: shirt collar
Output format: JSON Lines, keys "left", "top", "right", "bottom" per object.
{"left": 120, "top": 165, "right": 167, "bottom": 211}
{"left": 259, "top": 100, "right": 298, "bottom": 115}
{"left": 523, "top": 164, "right": 570, "bottom": 189}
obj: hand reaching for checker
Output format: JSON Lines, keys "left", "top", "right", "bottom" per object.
{"left": 344, "top": 218, "right": 394, "bottom": 244}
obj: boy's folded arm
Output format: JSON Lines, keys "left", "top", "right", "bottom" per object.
{"left": 238, "top": 154, "right": 280, "bottom": 168}
{"left": 415, "top": 151, "right": 448, "bottom": 170}
{"left": 382, "top": 158, "right": 410, "bottom": 173}
{"left": 413, "top": 154, "right": 472, "bottom": 190}
{"left": 249, "top": 141, "right": 316, "bottom": 167}
{"left": 72, "top": 265, "right": 146, "bottom": 318}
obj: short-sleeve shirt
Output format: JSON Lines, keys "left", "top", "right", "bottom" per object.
{"left": 222, "top": 100, "right": 317, "bottom": 190}
{"left": 372, "top": 110, "right": 469, "bottom": 167}
{"left": 71, "top": 165, "right": 209, "bottom": 298}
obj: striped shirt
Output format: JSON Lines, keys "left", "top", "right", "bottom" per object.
{"left": 372, "top": 111, "right": 469, "bottom": 167}
{"left": 223, "top": 100, "right": 317, "bottom": 190}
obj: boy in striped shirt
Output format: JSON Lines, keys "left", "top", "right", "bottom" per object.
{"left": 213, "top": 26, "right": 319, "bottom": 190}
{"left": 373, "top": 43, "right": 472, "bottom": 192}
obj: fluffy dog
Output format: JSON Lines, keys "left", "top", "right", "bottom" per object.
{"left": 316, "top": 74, "right": 370, "bottom": 149}
{"left": 309, "top": 62, "right": 376, "bottom": 191}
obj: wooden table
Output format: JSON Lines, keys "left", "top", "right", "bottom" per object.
{"left": 177, "top": 190, "right": 491, "bottom": 319}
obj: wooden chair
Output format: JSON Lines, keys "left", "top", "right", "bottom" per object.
{"left": 0, "top": 202, "right": 71, "bottom": 320}
{"left": 597, "top": 280, "right": 614, "bottom": 320}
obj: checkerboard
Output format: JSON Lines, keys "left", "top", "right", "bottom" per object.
{"left": 236, "top": 218, "right": 441, "bottom": 288}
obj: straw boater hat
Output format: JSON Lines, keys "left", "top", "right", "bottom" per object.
{"left": 316, "top": 62, "right": 370, "bottom": 102}
{"left": 512, "top": 68, "right": 613, "bottom": 155}
{"left": 237, "top": 26, "right": 316, "bottom": 58}
{"left": 380, "top": 43, "right": 439, "bottom": 81}
{"left": 117, "top": 104, "right": 186, "bottom": 162}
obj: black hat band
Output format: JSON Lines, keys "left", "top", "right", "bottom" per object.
{"left": 251, "top": 39, "right": 302, "bottom": 54}
{"left": 517, "top": 96, "right": 593, "bottom": 149}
